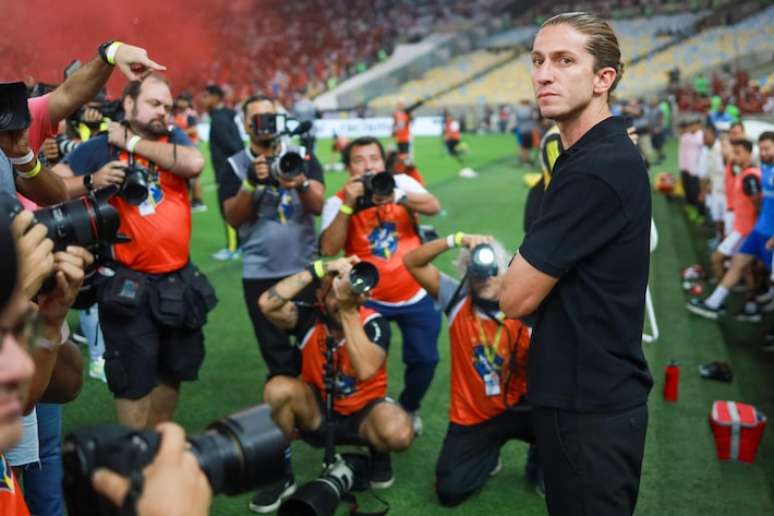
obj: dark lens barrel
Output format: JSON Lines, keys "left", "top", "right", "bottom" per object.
{"left": 121, "top": 168, "right": 149, "bottom": 206}
{"left": 278, "top": 479, "right": 341, "bottom": 516}
{"left": 33, "top": 191, "right": 121, "bottom": 250}
{"left": 278, "top": 151, "right": 304, "bottom": 178}
{"left": 469, "top": 243, "right": 498, "bottom": 278}
{"left": 369, "top": 172, "right": 395, "bottom": 197}
{"left": 188, "top": 404, "right": 287, "bottom": 496}
{"left": 349, "top": 262, "right": 379, "bottom": 294}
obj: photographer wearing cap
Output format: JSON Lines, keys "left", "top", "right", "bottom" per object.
{"left": 319, "top": 136, "right": 441, "bottom": 433}
{"left": 404, "top": 232, "right": 543, "bottom": 505}
{"left": 252, "top": 257, "right": 414, "bottom": 512}
{"left": 51, "top": 73, "right": 215, "bottom": 431}
{"left": 223, "top": 95, "right": 325, "bottom": 380}
{"left": 500, "top": 13, "right": 652, "bottom": 515}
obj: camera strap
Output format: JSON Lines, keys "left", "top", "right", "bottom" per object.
{"left": 341, "top": 491, "right": 390, "bottom": 516}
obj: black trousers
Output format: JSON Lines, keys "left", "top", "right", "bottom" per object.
{"left": 435, "top": 408, "right": 536, "bottom": 507}
{"left": 533, "top": 404, "right": 648, "bottom": 516}
{"left": 680, "top": 170, "right": 705, "bottom": 214}
{"left": 242, "top": 277, "right": 303, "bottom": 379}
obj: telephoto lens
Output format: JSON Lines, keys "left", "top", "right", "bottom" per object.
{"left": 271, "top": 149, "right": 305, "bottom": 179}
{"left": 119, "top": 164, "right": 150, "bottom": 205}
{"left": 5, "top": 187, "right": 122, "bottom": 251}
{"left": 61, "top": 405, "right": 288, "bottom": 516}
{"left": 278, "top": 454, "right": 356, "bottom": 516}
{"left": 367, "top": 171, "right": 395, "bottom": 197}
{"left": 348, "top": 261, "right": 379, "bottom": 295}
{"left": 469, "top": 243, "right": 499, "bottom": 279}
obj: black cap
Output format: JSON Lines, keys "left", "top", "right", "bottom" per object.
{"left": 204, "top": 84, "right": 224, "bottom": 97}
{"left": 0, "top": 82, "right": 31, "bottom": 132}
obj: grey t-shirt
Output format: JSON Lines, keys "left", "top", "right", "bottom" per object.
{"left": 437, "top": 272, "right": 466, "bottom": 313}
{"left": 226, "top": 148, "right": 320, "bottom": 279}
{"left": 0, "top": 151, "right": 17, "bottom": 196}
{"left": 514, "top": 104, "right": 537, "bottom": 133}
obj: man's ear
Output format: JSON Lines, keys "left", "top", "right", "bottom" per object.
{"left": 593, "top": 67, "right": 617, "bottom": 96}
{"left": 123, "top": 97, "right": 134, "bottom": 117}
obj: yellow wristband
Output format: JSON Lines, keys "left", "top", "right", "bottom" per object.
{"left": 17, "top": 159, "right": 42, "bottom": 179}
{"left": 339, "top": 204, "right": 354, "bottom": 215}
{"left": 313, "top": 260, "right": 326, "bottom": 279}
{"left": 106, "top": 41, "right": 124, "bottom": 65}
{"left": 453, "top": 231, "right": 465, "bottom": 247}
{"left": 241, "top": 179, "right": 256, "bottom": 192}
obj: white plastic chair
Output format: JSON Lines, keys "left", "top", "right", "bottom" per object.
{"left": 643, "top": 219, "right": 660, "bottom": 343}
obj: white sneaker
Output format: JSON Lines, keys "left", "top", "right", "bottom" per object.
{"left": 211, "top": 248, "right": 233, "bottom": 261}
{"left": 411, "top": 412, "right": 424, "bottom": 437}
{"left": 89, "top": 358, "right": 107, "bottom": 383}
{"left": 458, "top": 168, "right": 478, "bottom": 178}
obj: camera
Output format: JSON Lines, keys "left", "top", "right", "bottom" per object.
{"left": 356, "top": 171, "right": 395, "bottom": 210}
{"left": 3, "top": 187, "right": 124, "bottom": 252}
{"left": 61, "top": 404, "right": 288, "bottom": 516}
{"left": 118, "top": 163, "right": 152, "bottom": 205}
{"left": 469, "top": 243, "right": 499, "bottom": 279}
{"left": 348, "top": 261, "right": 379, "bottom": 295}
{"left": 279, "top": 453, "right": 373, "bottom": 516}
{"left": 268, "top": 146, "right": 306, "bottom": 181}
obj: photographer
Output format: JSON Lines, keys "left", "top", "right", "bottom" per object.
{"left": 403, "top": 232, "right": 542, "bottom": 506}
{"left": 51, "top": 73, "right": 213, "bottom": 430}
{"left": 319, "top": 136, "right": 441, "bottom": 434}
{"left": 0, "top": 214, "right": 209, "bottom": 516}
{"left": 223, "top": 95, "right": 324, "bottom": 380}
{"left": 253, "top": 257, "right": 414, "bottom": 513}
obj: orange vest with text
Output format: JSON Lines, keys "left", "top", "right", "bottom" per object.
{"left": 300, "top": 308, "right": 387, "bottom": 415}
{"left": 112, "top": 137, "right": 192, "bottom": 274}
{"left": 447, "top": 296, "right": 530, "bottom": 426}
{"left": 336, "top": 191, "right": 424, "bottom": 303}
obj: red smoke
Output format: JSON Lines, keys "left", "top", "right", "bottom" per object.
{"left": 1, "top": 0, "right": 254, "bottom": 96}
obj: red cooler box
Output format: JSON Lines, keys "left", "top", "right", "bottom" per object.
{"left": 709, "top": 401, "right": 767, "bottom": 463}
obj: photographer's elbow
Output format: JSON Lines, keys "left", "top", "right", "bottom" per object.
{"left": 188, "top": 155, "right": 205, "bottom": 177}
{"left": 499, "top": 291, "right": 536, "bottom": 319}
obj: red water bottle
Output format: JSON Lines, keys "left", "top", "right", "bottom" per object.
{"left": 664, "top": 361, "right": 680, "bottom": 402}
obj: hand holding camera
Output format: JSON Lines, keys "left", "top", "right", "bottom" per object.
{"left": 10, "top": 209, "right": 55, "bottom": 298}
{"left": 42, "top": 137, "right": 61, "bottom": 164}
{"left": 36, "top": 246, "right": 93, "bottom": 328}
{"left": 342, "top": 176, "right": 366, "bottom": 207}
{"left": 91, "top": 423, "right": 211, "bottom": 516}
{"left": 0, "top": 127, "right": 31, "bottom": 160}
{"left": 460, "top": 233, "right": 495, "bottom": 250}
{"left": 248, "top": 155, "right": 271, "bottom": 185}
{"left": 93, "top": 161, "right": 126, "bottom": 189}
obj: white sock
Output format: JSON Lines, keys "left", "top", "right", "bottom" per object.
{"left": 705, "top": 286, "right": 729, "bottom": 309}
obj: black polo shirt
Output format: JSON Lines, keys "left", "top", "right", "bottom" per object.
{"left": 518, "top": 116, "right": 653, "bottom": 412}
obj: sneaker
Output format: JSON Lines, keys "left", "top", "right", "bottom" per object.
{"left": 410, "top": 412, "right": 423, "bottom": 437}
{"left": 755, "top": 289, "right": 774, "bottom": 304}
{"left": 735, "top": 304, "right": 763, "bottom": 323}
{"left": 191, "top": 200, "right": 208, "bottom": 213}
{"left": 489, "top": 456, "right": 502, "bottom": 477}
{"left": 249, "top": 478, "right": 296, "bottom": 514}
{"left": 686, "top": 298, "right": 724, "bottom": 320}
{"left": 370, "top": 452, "right": 394, "bottom": 489}
{"left": 211, "top": 248, "right": 233, "bottom": 261}
{"left": 458, "top": 167, "right": 478, "bottom": 178}
{"left": 89, "top": 358, "right": 107, "bottom": 383}
{"left": 698, "top": 361, "right": 734, "bottom": 382}
{"left": 71, "top": 332, "right": 87, "bottom": 345}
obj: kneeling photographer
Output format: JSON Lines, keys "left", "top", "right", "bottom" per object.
{"left": 51, "top": 73, "right": 214, "bottom": 430}
{"left": 222, "top": 95, "right": 324, "bottom": 381}
{"left": 403, "top": 232, "right": 543, "bottom": 506}
{"left": 252, "top": 256, "right": 414, "bottom": 514}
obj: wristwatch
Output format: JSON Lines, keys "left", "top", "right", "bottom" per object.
{"left": 97, "top": 40, "right": 115, "bottom": 65}
{"left": 83, "top": 174, "right": 94, "bottom": 192}
{"left": 298, "top": 179, "right": 311, "bottom": 193}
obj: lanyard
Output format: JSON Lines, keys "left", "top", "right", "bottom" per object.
{"left": 474, "top": 312, "right": 505, "bottom": 366}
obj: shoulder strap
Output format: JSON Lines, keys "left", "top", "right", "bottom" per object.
{"left": 444, "top": 272, "right": 469, "bottom": 317}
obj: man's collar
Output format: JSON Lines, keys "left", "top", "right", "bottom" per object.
{"left": 565, "top": 116, "right": 629, "bottom": 154}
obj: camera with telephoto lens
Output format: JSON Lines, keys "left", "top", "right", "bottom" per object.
{"left": 469, "top": 243, "right": 499, "bottom": 279}
{"left": 267, "top": 146, "right": 306, "bottom": 181}
{"left": 3, "top": 187, "right": 125, "bottom": 252}
{"left": 279, "top": 453, "right": 373, "bottom": 516}
{"left": 356, "top": 171, "right": 395, "bottom": 210}
{"left": 61, "top": 405, "right": 288, "bottom": 516}
{"left": 348, "top": 261, "right": 379, "bottom": 295}
{"left": 118, "top": 163, "right": 152, "bottom": 205}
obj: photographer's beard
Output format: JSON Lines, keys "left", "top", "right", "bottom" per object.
{"left": 249, "top": 135, "right": 274, "bottom": 156}
{"left": 129, "top": 107, "right": 169, "bottom": 140}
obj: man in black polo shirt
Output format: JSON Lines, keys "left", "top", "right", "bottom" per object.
{"left": 500, "top": 13, "right": 653, "bottom": 516}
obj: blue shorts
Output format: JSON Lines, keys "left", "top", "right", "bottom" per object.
{"left": 739, "top": 230, "right": 774, "bottom": 270}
